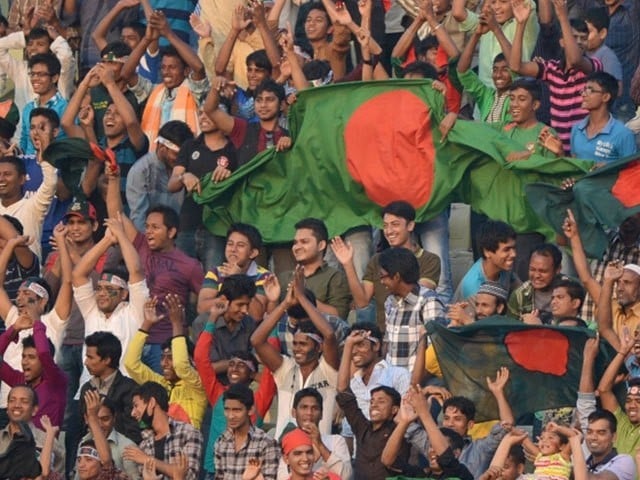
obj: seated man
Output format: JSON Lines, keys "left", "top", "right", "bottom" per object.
{"left": 79, "top": 332, "right": 141, "bottom": 444}
{"left": 124, "top": 381, "right": 203, "bottom": 480}
{"left": 280, "top": 428, "right": 342, "bottom": 480}
{"left": 456, "top": 220, "right": 520, "bottom": 301}
{"left": 448, "top": 281, "right": 509, "bottom": 326}
{"left": 124, "top": 295, "right": 207, "bottom": 428}
{"left": 251, "top": 268, "right": 339, "bottom": 437}
{"left": 197, "top": 223, "right": 272, "bottom": 323}
{"left": 331, "top": 200, "right": 440, "bottom": 331}
{"left": 508, "top": 243, "right": 563, "bottom": 324}
{"left": 195, "top": 306, "right": 277, "bottom": 478}
{"left": 380, "top": 247, "right": 446, "bottom": 371}
{"left": 213, "top": 383, "right": 280, "bottom": 480}
{"left": 277, "top": 388, "right": 352, "bottom": 480}
{"left": 280, "top": 218, "right": 351, "bottom": 320}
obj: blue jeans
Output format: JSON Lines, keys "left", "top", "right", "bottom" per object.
{"left": 176, "top": 226, "right": 225, "bottom": 273}
{"left": 60, "top": 344, "right": 84, "bottom": 478}
{"left": 142, "top": 343, "right": 163, "bottom": 374}
{"left": 415, "top": 208, "right": 454, "bottom": 304}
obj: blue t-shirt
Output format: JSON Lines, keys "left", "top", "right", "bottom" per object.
{"left": 571, "top": 115, "right": 636, "bottom": 163}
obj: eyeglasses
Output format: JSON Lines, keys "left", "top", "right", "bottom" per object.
{"left": 581, "top": 86, "right": 604, "bottom": 95}
{"left": 27, "top": 71, "right": 52, "bottom": 78}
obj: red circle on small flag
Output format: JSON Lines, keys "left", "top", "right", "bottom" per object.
{"left": 344, "top": 90, "right": 435, "bottom": 207}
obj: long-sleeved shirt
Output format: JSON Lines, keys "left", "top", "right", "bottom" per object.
{"left": 194, "top": 322, "right": 277, "bottom": 474}
{"left": 124, "top": 329, "right": 207, "bottom": 428}
{"left": 0, "top": 159, "right": 57, "bottom": 260}
{"left": 0, "top": 321, "right": 67, "bottom": 428}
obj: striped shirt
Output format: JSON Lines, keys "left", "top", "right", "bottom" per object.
{"left": 536, "top": 57, "right": 602, "bottom": 155}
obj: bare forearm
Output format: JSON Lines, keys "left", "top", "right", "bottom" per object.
{"left": 215, "top": 29, "right": 240, "bottom": 75}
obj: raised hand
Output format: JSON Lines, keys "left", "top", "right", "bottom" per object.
{"left": 84, "top": 388, "right": 102, "bottom": 418}
{"left": 561, "top": 208, "right": 579, "bottom": 240}
{"left": 149, "top": 10, "right": 171, "bottom": 37}
{"left": 164, "top": 294, "right": 185, "bottom": 326}
{"left": 263, "top": 274, "right": 282, "bottom": 304}
{"left": 486, "top": 366, "right": 510, "bottom": 394}
{"left": 144, "top": 297, "right": 163, "bottom": 325}
{"left": 604, "top": 260, "right": 624, "bottom": 282}
{"left": 210, "top": 295, "right": 229, "bottom": 320}
{"left": 189, "top": 13, "right": 212, "bottom": 38}
{"left": 330, "top": 237, "right": 354, "bottom": 266}
{"left": 242, "top": 458, "right": 262, "bottom": 480}
{"left": 510, "top": 0, "right": 532, "bottom": 24}
{"left": 232, "top": 5, "right": 252, "bottom": 31}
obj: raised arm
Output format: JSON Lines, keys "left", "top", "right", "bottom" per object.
{"left": 250, "top": 276, "right": 288, "bottom": 372}
{"left": 91, "top": 0, "right": 140, "bottom": 52}
{"left": 562, "top": 209, "right": 601, "bottom": 301}
{"left": 85, "top": 389, "right": 114, "bottom": 466}
{"left": 380, "top": 393, "right": 416, "bottom": 468}
{"left": 281, "top": 27, "right": 310, "bottom": 90}
{"left": 457, "top": 26, "right": 482, "bottom": 73}
{"left": 596, "top": 262, "right": 623, "bottom": 351}
{"left": 203, "top": 77, "right": 236, "bottom": 135}
{"left": 121, "top": 24, "right": 157, "bottom": 86}
{"left": 509, "top": 0, "right": 539, "bottom": 77}
{"left": 329, "top": 237, "right": 373, "bottom": 309}
{"left": 0, "top": 236, "right": 30, "bottom": 319}
{"left": 487, "top": 367, "right": 515, "bottom": 426}
{"left": 423, "top": 0, "right": 459, "bottom": 58}
{"left": 51, "top": 223, "right": 73, "bottom": 320}
{"left": 0, "top": 215, "right": 35, "bottom": 271}
{"left": 597, "top": 328, "right": 633, "bottom": 414}
{"left": 252, "top": 1, "right": 281, "bottom": 74}
{"left": 72, "top": 235, "right": 112, "bottom": 287}
{"left": 105, "top": 163, "right": 138, "bottom": 240}
{"left": 150, "top": 10, "right": 205, "bottom": 80}
{"left": 391, "top": 14, "right": 425, "bottom": 61}
{"left": 215, "top": 6, "right": 247, "bottom": 76}
{"left": 551, "top": 0, "right": 591, "bottom": 72}
{"left": 105, "top": 214, "right": 144, "bottom": 283}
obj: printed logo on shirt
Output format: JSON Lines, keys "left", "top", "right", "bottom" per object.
{"left": 595, "top": 140, "right": 614, "bottom": 158}
{"left": 192, "top": 151, "right": 200, "bottom": 160}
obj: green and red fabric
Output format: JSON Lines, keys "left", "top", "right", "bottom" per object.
{"left": 526, "top": 155, "right": 640, "bottom": 259}
{"left": 194, "top": 80, "right": 591, "bottom": 243}
{"left": 427, "top": 318, "right": 614, "bottom": 422}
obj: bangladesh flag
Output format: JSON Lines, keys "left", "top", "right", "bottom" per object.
{"left": 194, "top": 80, "right": 592, "bottom": 243}
{"left": 427, "top": 318, "right": 615, "bottom": 422}
{"left": 526, "top": 156, "right": 640, "bottom": 259}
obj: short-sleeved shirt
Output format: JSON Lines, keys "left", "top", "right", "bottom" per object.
{"left": 214, "top": 425, "right": 280, "bottom": 480}
{"left": 175, "top": 136, "right": 237, "bottom": 231}
{"left": 208, "top": 315, "right": 257, "bottom": 363}
{"left": 587, "top": 450, "right": 635, "bottom": 480}
{"left": 614, "top": 406, "right": 640, "bottom": 454}
{"left": 133, "top": 232, "right": 205, "bottom": 343}
{"left": 272, "top": 356, "right": 338, "bottom": 438}
{"left": 571, "top": 115, "right": 636, "bottom": 163}
{"left": 590, "top": 45, "right": 623, "bottom": 81}
{"left": 457, "top": 258, "right": 521, "bottom": 302}
{"left": 203, "top": 261, "right": 270, "bottom": 296}
{"left": 363, "top": 248, "right": 441, "bottom": 331}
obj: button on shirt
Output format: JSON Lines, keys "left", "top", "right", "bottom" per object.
{"left": 214, "top": 425, "right": 280, "bottom": 480}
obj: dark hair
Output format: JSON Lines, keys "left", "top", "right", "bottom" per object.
{"left": 219, "top": 274, "right": 257, "bottom": 301}
{"left": 9, "top": 385, "right": 38, "bottom": 407}
{"left": 508, "top": 445, "right": 526, "bottom": 465}
{"left": 121, "top": 21, "right": 146, "bottom": 40}
{"left": 0, "top": 156, "right": 26, "bottom": 176}
{"left": 371, "top": 385, "right": 401, "bottom": 406}
{"left": 297, "top": 319, "right": 323, "bottom": 344}
{"left": 551, "top": 277, "right": 586, "bottom": 310}
{"left": 295, "top": 217, "right": 329, "bottom": 250}
{"left": 3, "top": 215, "right": 24, "bottom": 235}
{"left": 306, "top": 3, "right": 329, "bottom": 22}
{"left": 29, "top": 107, "right": 60, "bottom": 129}
{"left": 587, "top": 409, "right": 617, "bottom": 433}
{"left": 146, "top": 205, "right": 180, "bottom": 234}
{"left": 379, "top": 247, "right": 420, "bottom": 284}
{"left": 246, "top": 50, "right": 272, "bottom": 75}
{"left": 351, "top": 321, "right": 383, "bottom": 344}
{"left": 477, "top": 220, "right": 516, "bottom": 257}
{"left": 382, "top": 201, "right": 416, "bottom": 222}
{"left": 416, "top": 35, "right": 439, "bottom": 57}
{"left": 26, "top": 27, "right": 51, "bottom": 44}
{"left": 84, "top": 331, "right": 122, "bottom": 369}
{"left": 229, "top": 350, "right": 259, "bottom": 374}
{"left": 0, "top": 15, "right": 7, "bottom": 27}
{"left": 100, "top": 397, "right": 117, "bottom": 415}
{"left": 158, "top": 120, "right": 194, "bottom": 148}
{"left": 443, "top": 396, "right": 476, "bottom": 421}
{"left": 100, "top": 41, "right": 132, "bottom": 59}
{"left": 160, "top": 45, "right": 186, "bottom": 68}
{"left": 132, "top": 381, "right": 170, "bottom": 411}
{"left": 227, "top": 223, "right": 263, "bottom": 250}
{"left": 403, "top": 61, "right": 438, "bottom": 80}
{"left": 22, "top": 335, "right": 55, "bottom": 357}
{"left": 223, "top": 382, "right": 255, "bottom": 409}
{"left": 160, "top": 336, "right": 195, "bottom": 358}
{"left": 493, "top": 53, "right": 507, "bottom": 65}
{"left": 28, "top": 52, "right": 61, "bottom": 77}
{"left": 293, "top": 387, "right": 323, "bottom": 413}
{"left": 508, "top": 77, "right": 542, "bottom": 102}
{"left": 255, "top": 78, "right": 286, "bottom": 103}
{"left": 440, "top": 427, "right": 465, "bottom": 451}
{"left": 286, "top": 288, "right": 317, "bottom": 319}
{"left": 302, "top": 60, "right": 331, "bottom": 82}
{"left": 530, "top": 243, "right": 562, "bottom": 270}
{"left": 586, "top": 71, "right": 619, "bottom": 109}
{"left": 101, "top": 267, "right": 129, "bottom": 283}
{"left": 570, "top": 17, "right": 588, "bottom": 34}
{"left": 21, "top": 276, "right": 53, "bottom": 312}
{"left": 584, "top": 7, "right": 609, "bottom": 31}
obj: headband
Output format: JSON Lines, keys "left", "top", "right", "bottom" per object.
{"left": 304, "top": 333, "right": 323, "bottom": 345}
{"left": 155, "top": 135, "right": 180, "bottom": 153}
{"left": 628, "top": 385, "right": 640, "bottom": 396}
{"left": 101, "top": 52, "right": 129, "bottom": 63}
{"left": 78, "top": 445, "right": 101, "bottom": 461}
{"left": 19, "top": 280, "right": 49, "bottom": 301}
{"left": 99, "top": 273, "right": 128, "bottom": 290}
{"left": 282, "top": 428, "right": 312, "bottom": 455}
{"left": 230, "top": 357, "right": 256, "bottom": 372}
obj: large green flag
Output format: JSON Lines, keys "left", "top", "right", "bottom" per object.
{"left": 427, "top": 318, "right": 615, "bottom": 422}
{"left": 526, "top": 155, "right": 640, "bottom": 259}
{"left": 194, "top": 80, "right": 592, "bottom": 243}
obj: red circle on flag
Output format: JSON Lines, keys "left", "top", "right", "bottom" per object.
{"left": 504, "top": 329, "right": 569, "bottom": 376}
{"left": 344, "top": 90, "right": 435, "bottom": 207}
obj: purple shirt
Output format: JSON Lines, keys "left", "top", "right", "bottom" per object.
{"left": 134, "top": 232, "right": 205, "bottom": 343}
{"left": 0, "top": 321, "right": 68, "bottom": 428}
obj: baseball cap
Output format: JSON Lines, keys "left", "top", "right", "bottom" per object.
{"left": 64, "top": 199, "right": 97, "bottom": 221}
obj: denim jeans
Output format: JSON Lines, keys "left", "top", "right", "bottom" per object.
{"left": 176, "top": 226, "right": 225, "bottom": 273}
{"left": 60, "top": 343, "right": 84, "bottom": 478}
{"left": 415, "top": 208, "right": 454, "bottom": 304}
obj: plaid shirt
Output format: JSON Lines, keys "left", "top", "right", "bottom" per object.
{"left": 139, "top": 418, "right": 203, "bottom": 480}
{"left": 581, "top": 233, "right": 640, "bottom": 323}
{"left": 384, "top": 285, "right": 446, "bottom": 371}
{"left": 214, "top": 425, "right": 280, "bottom": 480}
